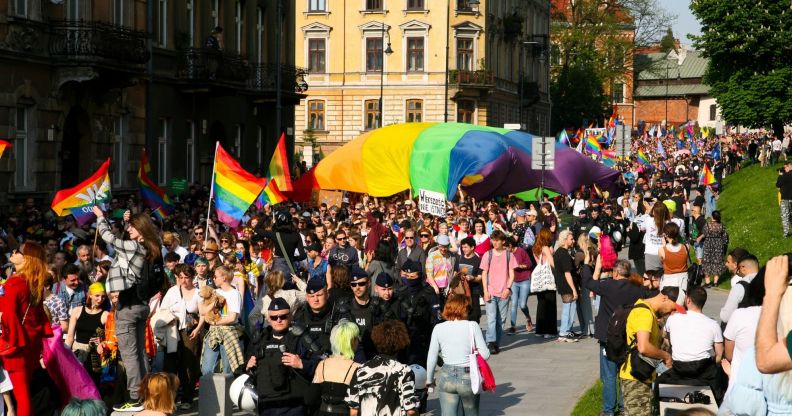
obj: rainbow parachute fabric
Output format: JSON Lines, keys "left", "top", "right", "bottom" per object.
{"left": 312, "top": 122, "right": 620, "bottom": 199}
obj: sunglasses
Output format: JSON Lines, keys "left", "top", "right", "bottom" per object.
{"left": 420, "top": 234, "right": 430, "bottom": 238}
{"left": 269, "top": 313, "right": 289, "bottom": 322}
{"left": 221, "top": 239, "right": 230, "bottom": 243}
{"left": 404, "top": 236, "right": 415, "bottom": 240}
{"left": 349, "top": 281, "right": 368, "bottom": 287}
{"left": 336, "top": 237, "right": 347, "bottom": 241}
{"left": 194, "top": 232, "right": 205, "bottom": 236}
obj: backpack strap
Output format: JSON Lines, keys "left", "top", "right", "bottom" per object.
{"left": 626, "top": 303, "right": 653, "bottom": 350}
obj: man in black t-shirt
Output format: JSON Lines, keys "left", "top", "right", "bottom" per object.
{"left": 456, "top": 237, "right": 482, "bottom": 323}
{"left": 553, "top": 230, "right": 579, "bottom": 342}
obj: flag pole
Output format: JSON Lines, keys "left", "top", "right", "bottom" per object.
{"left": 205, "top": 141, "right": 219, "bottom": 249}
{"left": 92, "top": 194, "right": 100, "bottom": 259}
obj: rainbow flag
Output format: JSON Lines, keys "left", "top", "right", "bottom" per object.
{"left": 51, "top": 159, "right": 112, "bottom": 226}
{"left": 585, "top": 135, "right": 602, "bottom": 156}
{"left": 212, "top": 143, "right": 268, "bottom": 228}
{"left": 267, "top": 133, "right": 293, "bottom": 192}
{"left": 138, "top": 149, "right": 174, "bottom": 220}
{"left": 256, "top": 180, "right": 287, "bottom": 208}
{"left": 601, "top": 149, "right": 617, "bottom": 167}
{"left": 636, "top": 149, "right": 651, "bottom": 167}
{"left": 700, "top": 163, "right": 717, "bottom": 185}
{"left": 0, "top": 139, "right": 11, "bottom": 158}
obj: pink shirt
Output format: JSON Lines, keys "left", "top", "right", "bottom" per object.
{"left": 480, "top": 249, "right": 517, "bottom": 295}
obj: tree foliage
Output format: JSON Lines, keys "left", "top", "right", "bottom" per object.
{"left": 550, "top": 0, "right": 675, "bottom": 129}
{"left": 691, "top": 0, "right": 792, "bottom": 137}
{"left": 551, "top": 62, "right": 610, "bottom": 132}
{"left": 659, "top": 27, "right": 676, "bottom": 53}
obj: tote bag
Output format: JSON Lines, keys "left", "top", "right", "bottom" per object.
{"left": 468, "top": 322, "right": 496, "bottom": 393}
{"left": 530, "top": 251, "right": 556, "bottom": 292}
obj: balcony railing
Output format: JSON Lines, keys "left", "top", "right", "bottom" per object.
{"left": 180, "top": 48, "right": 249, "bottom": 84}
{"left": 449, "top": 70, "right": 495, "bottom": 88}
{"left": 249, "top": 64, "right": 309, "bottom": 93}
{"left": 49, "top": 20, "right": 149, "bottom": 65}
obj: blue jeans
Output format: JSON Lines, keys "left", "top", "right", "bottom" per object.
{"left": 559, "top": 299, "right": 577, "bottom": 336}
{"left": 485, "top": 296, "right": 510, "bottom": 345}
{"left": 599, "top": 344, "right": 623, "bottom": 415}
{"left": 509, "top": 280, "right": 531, "bottom": 328}
{"left": 201, "top": 339, "right": 232, "bottom": 376}
{"left": 437, "top": 365, "right": 479, "bottom": 416}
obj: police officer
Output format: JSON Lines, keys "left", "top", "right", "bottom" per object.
{"left": 370, "top": 272, "right": 398, "bottom": 325}
{"left": 342, "top": 267, "right": 376, "bottom": 359}
{"left": 244, "top": 298, "right": 318, "bottom": 416}
{"left": 392, "top": 259, "right": 441, "bottom": 368}
{"left": 571, "top": 209, "right": 594, "bottom": 241}
{"left": 291, "top": 279, "right": 335, "bottom": 358}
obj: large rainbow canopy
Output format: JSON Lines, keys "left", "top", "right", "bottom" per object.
{"left": 313, "top": 122, "right": 621, "bottom": 199}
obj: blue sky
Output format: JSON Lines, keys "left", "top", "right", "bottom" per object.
{"left": 659, "top": 0, "right": 701, "bottom": 45}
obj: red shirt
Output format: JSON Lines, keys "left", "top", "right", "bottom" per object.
{"left": 0, "top": 274, "right": 53, "bottom": 370}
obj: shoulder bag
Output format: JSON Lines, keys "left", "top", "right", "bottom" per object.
{"left": 530, "top": 251, "right": 556, "bottom": 293}
{"left": 468, "top": 322, "right": 496, "bottom": 393}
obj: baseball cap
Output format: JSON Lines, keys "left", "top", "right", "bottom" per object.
{"left": 436, "top": 235, "right": 451, "bottom": 246}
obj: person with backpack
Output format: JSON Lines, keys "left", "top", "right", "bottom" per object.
{"left": 618, "top": 287, "right": 681, "bottom": 416}
{"left": 480, "top": 230, "right": 517, "bottom": 354}
{"left": 581, "top": 258, "right": 645, "bottom": 416}
{"left": 94, "top": 206, "right": 163, "bottom": 412}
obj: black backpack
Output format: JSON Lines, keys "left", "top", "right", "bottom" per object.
{"left": 136, "top": 256, "right": 166, "bottom": 302}
{"left": 605, "top": 303, "right": 651, "bottom": 365}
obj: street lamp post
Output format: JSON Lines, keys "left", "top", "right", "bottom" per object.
{"left": 520, "top": 36, "right": 548, "bottom": 132}
{"left": 444, "top": 0, "right": 479, "bottom": 123}
{"left": 378, "top": 23, "right": 393, "bottom": 128}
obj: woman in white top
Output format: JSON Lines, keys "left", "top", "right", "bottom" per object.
{"left": 639, "top": 201, "right": 669, "bottom": 271}
{"left": 426, "top": 295, "right": 490, "bottom": 416}
{"left": 261, "top": 270, "right": 306, "bottom": 313}
{"left": 159, "top": 264, "right": 200, "bottom": 410}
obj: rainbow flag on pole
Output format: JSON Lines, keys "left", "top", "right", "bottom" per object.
{"left": 636, "top": 149, "right": 651, "bottom": 167}
{"left": 212, "top": 143, "right": 268, "bottom": 228}
{"left": 700, "top": 163, "right": 717, "bottom": 185}
{"left": 256, "top": 133, "right": 292, "bottom": 207}
{"left": 138, "top": 149, "right": 174, "bottom": 220}
{"left": 0, "top": 139, "right": 11, "bottom": 158}
{"left": 51, "top": 159, "right": 112, "bottom": 226}
{"left": 585, "top": 135, "right": 602, "bottom": 156}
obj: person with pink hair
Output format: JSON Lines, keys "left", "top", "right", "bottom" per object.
{"left": 598, "top": 235, "right": 618, "bottom": 273}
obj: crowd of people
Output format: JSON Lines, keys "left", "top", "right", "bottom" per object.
{"left": 0, "top": 130, "right": 791, "bottom": 416}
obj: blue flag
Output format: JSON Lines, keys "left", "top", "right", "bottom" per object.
{"left": 712, "top": 142, "right": 721, "bottom": 160}
{"left": 676, "top": 138, "right": 685, "bottom": 149}
{"left": 657, "top": 139, "right": 666, "bottom": 158}
{"left": 691, "top": 139, "right": 699, "bottom": 155}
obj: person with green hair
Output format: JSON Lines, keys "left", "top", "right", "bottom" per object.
{"left": 312, "top": 320, "right": 361, "bottom": 416}
{"left": 60, "top": 398, "right": 106, "bottom": 416}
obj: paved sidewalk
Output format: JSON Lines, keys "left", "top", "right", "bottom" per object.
{"left": 117, "top": 288, "right": 729, "bottom": 416}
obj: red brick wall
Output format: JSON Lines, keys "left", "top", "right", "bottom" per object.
{"left": 634, "top": 97, "right": 698, "bottom": 126}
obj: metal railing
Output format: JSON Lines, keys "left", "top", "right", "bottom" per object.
{"left": 49, "top": 20, "right": 149, "bottom": 64}
{"left": 449, "top": 70, "right": 495, "bottom": 87}
{"left": 249, "top": 63, "right": 309, "bottom": 93}
{"left": 180, "top": 48, "right": 249, "bottom": 83}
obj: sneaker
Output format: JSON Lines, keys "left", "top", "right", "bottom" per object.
{"left": 178, "top": 402, "right": 192, "bottom": 411}
{"left": 487, "top": 342, "right": 500, "bottom": 355}
{"left": 506, "top": 327, "right": 516, "bottom": 336}
{"left": 113, "top": 401, "right": 144, "bottom": 412}
{"left": 557, "top": 334, "right": 579, "bottom": 343}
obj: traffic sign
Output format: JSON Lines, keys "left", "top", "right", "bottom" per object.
{"left": 531, "top": 136, "right": 555, "bottom": 170}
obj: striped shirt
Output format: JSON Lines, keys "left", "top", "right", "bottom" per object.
{"left": 99, "top": 217, "right": 147, "bottom": 293}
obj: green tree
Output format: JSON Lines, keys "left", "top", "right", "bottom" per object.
{"left": 691, "top": 0, "right": 792, "bottom": 138}
{"left": 551, "top": 61, "right": 610, "bottom": 132}
{"left": 659, "top": 27, "right": 676, "bottom": 53}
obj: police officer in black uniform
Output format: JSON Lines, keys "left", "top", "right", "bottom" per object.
{"left": 291, "top": 279, "right": 336, "bottom": 358}
{"left": 244, "top": 298, "right": 318, "bottom": 416}
{"left": 391, "top": 259, "right": 441, "bottom": 368}
{"left": 335, "top": 267, "right": 376, "bottom": 359}
{"left": 370, "top": 272, "right": 398, "bottom": 325}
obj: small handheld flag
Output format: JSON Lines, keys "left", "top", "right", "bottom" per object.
{"left": 585, "top": 135, "right": 602, "bottom": 156}
{"left": 636, "top": 149, "right": 651, "bottom": 167}
{"left": 0, "top": 139, "right": 11, "bottom": 158}
{"left": 212, "top": 144, "right": 268, "bottom": 228}
{"left": 51, "top": 159, "right": 112, "bottom": 226}
{"left": 700, "top": 164, "right": 717, "bottom": 185}
{"left": 138, "top": 149, "right": 174, "bottom": 220}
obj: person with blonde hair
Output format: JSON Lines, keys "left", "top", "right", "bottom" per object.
{"left": 66, "top": 282, "right": 109, "bottom": 387}
{"left": 313, "top": 321, "right": 361, "bottom": 416}
{"left": 261, "top": 270, "right": 306, "bottom": 314}
{"left": 0, "top": 242, "right": 54, "bottom": 416}
{"left": 136, "top": 372, "right": 180, "bottom": 416}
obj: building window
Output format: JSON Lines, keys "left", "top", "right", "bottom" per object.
{"left": 309, "top": 0, "right": 326, "bottom": 11}
{"left": 256, "top": 7, "right": 263, "bottom": 62}
{"left": 157, "top": 118, "right": 169, "bottom": 186}
{"left": 14, "top": 107, "right": 28, "bottom": 189}
{"left": 13, "top": 0, "right": 28, "bottom": 17}
{"left": 365, "top": 99, "right": 380, "bottom": 130}
{"left": 67, "top": 0, "right": 81, "bottom": 20}
{"left": 709, "top": 104, "right": 717, "bottom": 121}
{"left": 406, "top": 0, "right": 424, "bottom": 10}
{"left": 457, "top": 38, "right": 473, "bottom": 70}
{"left": 112, "top": 117, "right": 125, "bottom": 187}
{"left": 308, "top": 100, "right": 326, "bottom": 130}
{"left": 308, "top": 39, "right": 326, "bottom": 73}
{"left": 233, "top": 124, "right": 243, "bottom": 157}
{"left": 457, "top": 100, "right": 475, "bottom": 124}
{"left": 407, "top": 37, "right": 424, "bottom": 72}
{"left": 457, "top": 0, "right": 475, "bottom": 11}
{"left": 366, "top": 37, "right": 383, "bottom": 72}
{"left": 406, "top": 99, "right": 422, "bottom": 122}
{"left": 186, "top": 0, "right": 194, "bottom": 45}
{"left": 186, "top": 120, "right": 195, "bottom": 183}
{"left": 365, "top": 0, "right": 383, "bottom": 11}
{"left": 235, "top": 1, "right": 244, "bottom": 53}
{"left": 211, "top": 0, "right": 221, "bottom": 28}
{"left": 157, "top": 0, "right": 168, "bottom": 47}
{"left": 613, "top": 82, "right": 624, "bottom": 103}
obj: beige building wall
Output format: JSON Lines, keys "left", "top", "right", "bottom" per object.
{"left": 294, "top": 0, "right": 550, "bottom": 158}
